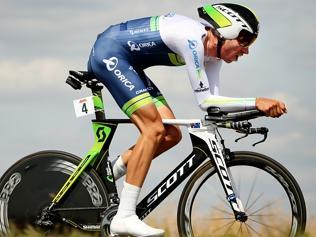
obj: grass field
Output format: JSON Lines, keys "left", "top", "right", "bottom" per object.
{"left": 6, "top": 215, "right": 316, "bottom": 237}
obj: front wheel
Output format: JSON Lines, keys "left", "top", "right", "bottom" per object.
{"left": 0, "top": 150, "right": 109, "bottom": 235}
{"left": 177, "top": 151, "right": 306, "bottom": 237}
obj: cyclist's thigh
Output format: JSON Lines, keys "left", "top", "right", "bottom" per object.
{"left": 137, "top": 70, "right": 176, "bottom": 119}
{"left": 138, "top": 73, "right": 181, "bottom": 140}
{"left": 89, "top": 39, "right": 154, "bottom": 117}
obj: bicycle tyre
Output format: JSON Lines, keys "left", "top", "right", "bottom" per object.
{"left": 177, "top": 151, "right": 306, "bottom": 237}
{"left": 0, "top": 150, "right": 109, "bottom": 235}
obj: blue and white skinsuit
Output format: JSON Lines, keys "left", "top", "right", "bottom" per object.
{"left": 88, "top": 13, "right": 256, "bottom": 117}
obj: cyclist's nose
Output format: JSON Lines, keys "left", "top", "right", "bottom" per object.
{"left": 243, "top": 47, "right": 249, "bottom": 54}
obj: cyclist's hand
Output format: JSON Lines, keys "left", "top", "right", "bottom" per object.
{"left": 255, "top": 97, "right": 287, "bottom": 118}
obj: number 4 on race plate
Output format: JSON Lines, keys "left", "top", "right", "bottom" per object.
{"left": 73, "top": 96, "right": 95, "bottom": 117}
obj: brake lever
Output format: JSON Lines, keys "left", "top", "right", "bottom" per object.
{"left": 235, "top": 127, "right": 269, "bottom": 146}
{"left": 252, "top": 127, "right": 269, "bottom": 146}
{"left": 235, "top": 129, "right": 249, "bottom": 143}
{"left": 252, "top": 133, "right": 267, "bottom": 146}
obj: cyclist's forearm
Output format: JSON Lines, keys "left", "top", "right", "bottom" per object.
{"left": 199, "top": 95, "right": 256, "bottom": 113}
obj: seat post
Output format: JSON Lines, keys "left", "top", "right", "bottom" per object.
{"left": 91, "top": 86, "right": 106, "bottom": 120}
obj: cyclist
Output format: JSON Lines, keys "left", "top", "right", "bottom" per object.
{"left": 87, "top": 3, "right": 287, "bottom": 236}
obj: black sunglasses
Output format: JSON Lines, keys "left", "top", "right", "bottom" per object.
{"left": 237, "top": 29, "right": 257, "bottom": 47}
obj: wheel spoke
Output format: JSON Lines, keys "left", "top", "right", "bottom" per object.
{"left": 237, "top": 223, "right": 242, "bottom": 236}
{"left": 245, "top": 222, "right": 264, "bottom": 237}
{"left": 211, "top": 219, "right": 236, "bottom": 235}
{"left": 194, "top": 216, "right": 235, "bottom": 226}
{"left": 248, "top": 216, "right": 277, "bottom": 229}
{"left": 245, "top": 192, "right": 264, "bottom": 212}
{"left": 249, "top": 213, "right": 276, "bottom": 217}
{"left": 247, "top": 217, "right": 289, "bottom": 236}
{"left": 207, "top": 217, "right": 235, "bottom": 221}
{"left": 245, "top": 171, "right": 259, "bottom": 210}
{"left": 248, "top": 198, "right": 283, "bottom": 216}
{"left": 211, "top": 205, "right": 234, "bottom": 216}
{"left": 244, "top": 223, "right": 253, "bottom": 237}
{"left": 223, "top": 220, "right": 237, "bottom": 236}
{"left": 205, "top": 179, "right": 231, "bottom": 209}
{"left": 208, "top": 179, "right": 231, "bottom": 208}
{"left": 216, "top": 193, "right": 231, "bottom": 209}
{"left": 238, "top": 173, "right": 241, "bottom": 199}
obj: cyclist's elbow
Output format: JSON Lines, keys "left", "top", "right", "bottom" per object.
{"left": 198, "top": 103, "right": 208, "bottom": 111}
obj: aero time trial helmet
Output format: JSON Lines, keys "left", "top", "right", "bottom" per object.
{"left": 198, "top": 3, "right": 259, "bottom": 47}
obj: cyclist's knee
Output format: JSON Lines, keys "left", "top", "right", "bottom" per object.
{"left": 131, "top": 105, "right": 166, "bottom": 145}
{"left": 175, "top": 127, "right": 182, "bottom": 144}
{"left": 143, "top": 123, "right": 166, "bottom": 145}
{"left": 166, "top": 125, "right": 182, "bottom": 146}
{"left": 156, "top": 105, "right": 182, "bottom": 146}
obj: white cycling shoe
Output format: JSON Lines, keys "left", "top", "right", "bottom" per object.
{"left": 110, "top": 214, "right": 164, "bottom": 237}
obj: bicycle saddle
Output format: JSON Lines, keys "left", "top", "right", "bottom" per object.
{"left": 69, "top": 70, "right": 96, "bottom": 81}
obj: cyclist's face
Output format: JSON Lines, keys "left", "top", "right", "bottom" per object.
{"left": 220, "top": 39, "right": 249, "bottom": 63}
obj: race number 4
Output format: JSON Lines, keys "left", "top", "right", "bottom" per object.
{"left": 73, "top": 96, "right": 95, "bottom": 117}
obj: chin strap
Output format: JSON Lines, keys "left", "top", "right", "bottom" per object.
{"left": 216, "top": 38, "right": 224, "bottom": 59}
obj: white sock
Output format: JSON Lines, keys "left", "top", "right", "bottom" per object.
{"left": 111, "top": 155, "right": 127, "bottom": 180}
{"left": 110, "top": 182, "right": 164, "bottom": 236}
{"left": 116, "top": 181, "right": 140, "bottom": 217}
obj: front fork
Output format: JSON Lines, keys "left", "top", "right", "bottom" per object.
{"left": 209, "top": 138, "right": 248, "bottom": 222}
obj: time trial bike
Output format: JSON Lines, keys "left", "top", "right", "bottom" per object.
{"left": 0, "top": 70, "right": 306, "bottom": 237}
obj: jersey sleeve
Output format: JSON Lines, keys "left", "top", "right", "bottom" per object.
{"left": 180, "top": 38, "right": 213, "bottom": 108}
{"left": 201, "top": 59, "right": 257, "bottom": 113}
{"left": 181, "top": 41, "right": 256, "bottom": 113}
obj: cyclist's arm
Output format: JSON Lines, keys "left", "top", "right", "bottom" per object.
{"left": 202, "top": 62, "right": 287, "bottom": 116}
{"left": 201, "top": 59, "right": 256, "bottom": 113}
{"left": 182, "top": 43, "right": 256, "bottom": 113}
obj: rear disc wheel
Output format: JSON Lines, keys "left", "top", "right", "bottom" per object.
{"left": 0, "top": 150, "right": 108, "bottom": 235}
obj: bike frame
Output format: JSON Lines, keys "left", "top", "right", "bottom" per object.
{"left": 48, "top": 86, "right": 246, "bottom": 228}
